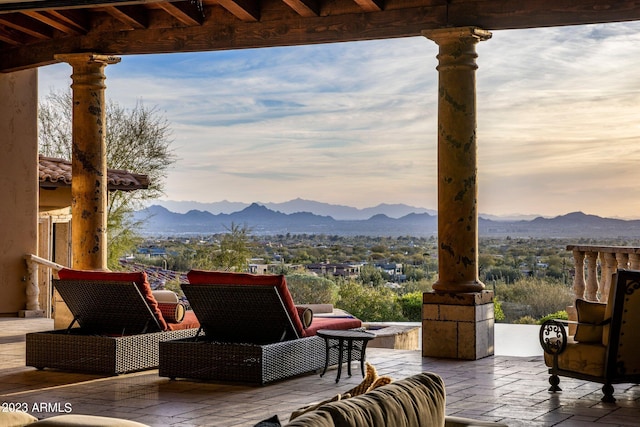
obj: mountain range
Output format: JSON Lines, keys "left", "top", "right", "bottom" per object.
{"left": 134, "top": 203, "right": 640, "bottom": 238}
{"left": 151, "top": 198, "right": 439, "bottom": 220}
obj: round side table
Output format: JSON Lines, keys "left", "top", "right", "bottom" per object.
{"left": 317, "top": 329, "right": 375, "bottom": 383}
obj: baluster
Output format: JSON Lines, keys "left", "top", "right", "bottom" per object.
{"left": 24, "top": 257, "right": 40, "bottom": 311}
{"left": 601, "top": 252, "right": 617, "bottom": 303}
{"left": 616, "top": 253, "right": 629, "bottom": 269}
{"left": 629, "top": 253, "right": 640, "bottom": 270}
{"left": 572, "top": 250, "right": 586, "bottom": 300}
{"left": 585, "top": 252, "right": 599, "bottom": 301}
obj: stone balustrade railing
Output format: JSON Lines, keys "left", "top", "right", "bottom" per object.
{"left": 567, "top": 245, "right": 640, "bottom": 304}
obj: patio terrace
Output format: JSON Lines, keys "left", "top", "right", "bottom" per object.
{"left": 1, "top": 318, "right": 639, "bottom": 427}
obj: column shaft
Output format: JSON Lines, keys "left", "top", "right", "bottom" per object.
{"left": 55, "top": 53, "right": 120, "bottom": 270}
{"left": 423, "top": 27, "right": 491, "bottom": 293}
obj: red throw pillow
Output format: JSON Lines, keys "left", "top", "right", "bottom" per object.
{"left": 296, "top": 306, "right": 313, "bottom": 329}
{"left": 158, "top": 302, "right": 186, "bottom": 323}
{"left": 58, "top": 268, "right": 168, "bottom": 331}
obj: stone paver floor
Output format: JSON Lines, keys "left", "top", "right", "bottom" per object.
{"left": 1, "top": 318, "right": 639, "bottom": 426}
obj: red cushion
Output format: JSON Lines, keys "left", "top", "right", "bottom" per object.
{"left": 303, "top": 317, "right": 363, "bottom": 337}
{"left": 58, "top": 268, "right": 168, "bottom": 331}
{"left": 167, "top": 310, "right": 200, "bottom": 331}
{"left": 187, "top": 270, "right": 305, "bottom": 337}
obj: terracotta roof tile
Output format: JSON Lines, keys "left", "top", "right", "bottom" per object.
{"left": 39, "top": 155, "right": 150, "bottom": 191}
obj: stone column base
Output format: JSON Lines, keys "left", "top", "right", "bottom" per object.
{"left": 19, "top": 309, "right": 45, "bottom": 318}
{"left": 422, "top": 290, "right": 494, "bottom": 360}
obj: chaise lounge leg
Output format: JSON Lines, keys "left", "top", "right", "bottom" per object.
{"left": 601, "top": 383, "right": 616, "bottom": 403}
{"left": 548, "top": 374, "right": 561, "bottom": 392}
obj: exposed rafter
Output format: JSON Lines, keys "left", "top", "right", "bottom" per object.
{"left": 0, "top": 13, "right": 51, "bottom": 39}
{"left": 216, "top": 0, "right": 260, "bottom": 22}
{"left": 0, "top": 26, "right": 22, "bottom": 45}
{"left": 47, "top": 10, "right": 88, "bottom": 32}
{"left": 353, "top": 0, "right": 383, "bottom": 12}
{"left": 100, "top": 5, "right": 148, "bottom": 29}
{"left": 156, "top": 1, "right": 203, "bottom": 26}
{"left": 22, "top": 10, "right": 81, "bottom": 34}
{"left": 2, "top": 0, "right": 640, "bottom": 72}
{"left": 282, "top": 0, "right": 319, "bottom": 17}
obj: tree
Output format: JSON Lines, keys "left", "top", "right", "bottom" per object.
{"left": 358, "top": 264, "right": 384, "bottom": 287}
{"left": 38, "top": 90, "right": 176, "bottom": 268}
{"left": 337, "top": 279, "right": 405, "bottom": 322}
{"left": 211, "top": 223, "right": 252, "bottom": 272}
{"left": 286, "top": 273, "right": 339, "bottom": 305}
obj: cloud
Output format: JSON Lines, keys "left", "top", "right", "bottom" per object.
{"left": 38, "top": 22, "right": 640, "bottom": 216}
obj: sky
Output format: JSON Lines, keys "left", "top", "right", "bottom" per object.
{"left": 38, "top": 21, "right": 640, "bottom": 219}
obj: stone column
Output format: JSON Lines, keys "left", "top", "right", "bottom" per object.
{"left": 55, "top": 53, "right": 121, "bottom": 271}
{"left": 421, "top": 27, "right": 493, "bottom": 360}
{"left": 424, "top": 26, "right": 491, "bottom": 293}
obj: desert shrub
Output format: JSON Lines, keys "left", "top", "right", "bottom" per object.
{"left": 483, "top": 266, "right": 522, "bottom": 284}
{"left": 398, "top": 279, "right": 434, "bottom": 294}
{"left": 399, "top": 291, "right": 423, "bottom": 321}
{"left": 494, "top": 298, "right": 505, "bottom": 322}
{"left": 286, "top": 273, "right": 339, "bottom": 305}
{"left": 495, "top": 277, "right": 573, "bottom": 322}
{"left": 538, "top": 310, "right": 568, "bottom": 324}
{"left": 514, "top": 315, "right": 538, "bottom": 324}
{"left": 337, "top": 280, "right": 405, "bottom": 322}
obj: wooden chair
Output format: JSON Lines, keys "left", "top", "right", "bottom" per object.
{"left": 539, "top": 269, "right": 640, "bottom": 402}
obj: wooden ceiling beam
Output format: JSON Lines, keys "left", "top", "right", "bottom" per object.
{"left": 282, "top": 0, "right": 320, "bottom": 17}
{"left": 47, "top": 9, "right": 89, "bottom": 32}
{"left": 353, "top": 0, "right": 384, "bottom": 12}
{"left": 447, "top": 0, "right": 640, "bottom": 29}
{"left": 101, "top": 5, "right": 148, "bottom": 29}
{"left": 157, "top": 1, "right": 203, "bottom": 26}
{"left": 217, "top": 0, "right": 259, "bottom": 22}
{"left": 4, "top": 0, "right": 640, "bottom": 72}
{"left": 0, "top": 1, "right": 166, "bottom": 14}
{"left": 0, "top": 13, "right": 51, "bottom": 39}
{"left": 22, "top": 10, "right": 81, "bottom": 34}
{"left": 0, "top": 5, "right": 446, "bottom": 71}
{"left": 0, "top": 25, "right": 24, "bottom": 45}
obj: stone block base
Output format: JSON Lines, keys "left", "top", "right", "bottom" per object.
{"left": 364, "top": 323, "right": 420, "bottom": 350}
{"left": 422, "top": 291, "right": 494, "bottom": 360}
{"left": 18, "top": 309, "right": 45, "bottom": 318}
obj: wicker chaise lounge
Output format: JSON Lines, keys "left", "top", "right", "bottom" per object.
{"left": 159, "top": 270, "right": 362, "bottom": 384}
{"left": 26, "top": 269, "right": 199, "bottom": 375}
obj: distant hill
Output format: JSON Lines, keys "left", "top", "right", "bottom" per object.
{"left": 149, "top": 198, "right": 436, "bottom": 220}
{"left": 134, "top": 205, "right": 640, "bottom": 238}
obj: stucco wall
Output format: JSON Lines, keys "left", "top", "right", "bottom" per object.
{"left": 0, "top": 69, "right": 39, "bottom": 315}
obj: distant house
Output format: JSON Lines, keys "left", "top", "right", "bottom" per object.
{"left": 305, "top": 262, "right": 362, "bottom": 278}
{"left": 375, "top": 262, "right": 404, "bottom": 280}
{"left": 137, "top": 247, "right": 168, "bottom": 258}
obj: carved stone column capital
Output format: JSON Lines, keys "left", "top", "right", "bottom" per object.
{"left": 54, "top": 54, "right": 121, "bottom": 90}
{"left": 423, "top": 27, "right": 492, "bottom": 71}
